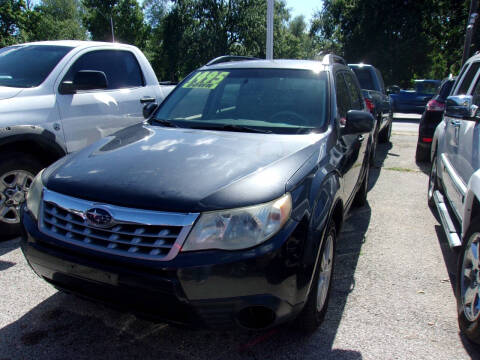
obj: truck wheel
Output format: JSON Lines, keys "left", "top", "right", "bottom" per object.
{"left": 378, "top": 119, "right": 392, "bottom": 143}
{"left": 0, "top": 153, "right": 44, "bottom": 240}
{"left": 427, "top": 150, "right": 441, "bottom": 208}
{"left": 295, "top": 221, "right": 336, "bottom": 333}
{"left": 354, "top": 164, "right": 369, "bottom": 207}
{"left": 415, "top": 142, "right": 429, "bottom": 163}
{"left": 457, "top": 218, "right": 480, "bottom": 344}
{"left": 369, "top": 123, "right": 379, "bottom": 166}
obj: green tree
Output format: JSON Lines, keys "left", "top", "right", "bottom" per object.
{"left": 82, "top": 0, "right": 147, "bottom": 48}
{"left": 0, "top": 0, "right": 27, "bottom": 47}
{"left": 25, "top": 0, "right": 87, "bottom": 41}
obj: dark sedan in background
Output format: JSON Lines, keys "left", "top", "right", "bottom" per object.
{"left": 415, "top": 77, "right": 455, "bottom": 162}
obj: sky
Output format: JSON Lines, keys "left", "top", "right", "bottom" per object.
{"left": 285, "top": 0, "right": 323, "bottom": 22}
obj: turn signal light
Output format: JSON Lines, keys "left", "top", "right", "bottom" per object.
{"left": 365, "top": 98, "right": 375, "bottom": 113}
{"left": 422, "top": 137, "right": 433, "bottom": 143}
{"left": 426, "top": 99, "right": 445, "bottom": 112}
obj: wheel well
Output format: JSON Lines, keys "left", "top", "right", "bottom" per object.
{"left": 331, "top": 200, "right": 344, "bottom": 234}
{"left": 0, "top": 140, "right": 64, "bottom": 166}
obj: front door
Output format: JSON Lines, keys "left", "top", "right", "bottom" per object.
{"left": 56, "top": 49, "right": 152, "bottom": 152}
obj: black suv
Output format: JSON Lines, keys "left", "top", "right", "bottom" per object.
{"left": 21, "top": 55, "right": 374, "bottom": 332}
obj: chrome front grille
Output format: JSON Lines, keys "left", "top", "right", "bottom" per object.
{"left": 39, "top": 189, "right": 199, "bottom": 261}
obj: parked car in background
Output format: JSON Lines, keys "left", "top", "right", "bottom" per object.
{"left": 21, "top": 54, "right": 374, "bottom": 332}
{"left": 429, "top": 53, "right": 480, "bottom": 344}
{"left": 415, "top": 76, "right": 455, "bottom": 162}
{"left": 390, "top": 79, "right": 441, "bottom": 114}
{"left": 349, "top": 63, "right": 393, "bottom": 161}
{"left": 0, "top": 40, "right": 174, "bottom": 238}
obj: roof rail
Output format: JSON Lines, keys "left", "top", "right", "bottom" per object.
{"left": 321, "top": 54, "right": 347, "bottom": 66}
{"left": 206, "top": 55, "right": 260, "bottom": 66}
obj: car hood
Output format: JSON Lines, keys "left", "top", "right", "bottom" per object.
{"left": 0, "top": 86, "right": 23, "bottom": 100}
{"left": 44, "top": 124, "right": 324, "bottom": 212}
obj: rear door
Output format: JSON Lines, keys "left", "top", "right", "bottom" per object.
{"left": 56, "top": 49, "right": 154, "bottom": 152}
{"left": 442, "top": 62, "right": 480, "bottom": 218}
{"left": 335, "top": 71, "right": 366, "bottom": 200}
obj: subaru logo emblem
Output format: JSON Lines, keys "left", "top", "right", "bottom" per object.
{"left": 85, "top": 208, "right": 113, "bottom": 228}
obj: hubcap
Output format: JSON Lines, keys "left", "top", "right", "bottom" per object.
{"left": 317, "top": 233, "right": 334, "bottom": 311}
{"left": 0, "top": 170, "right": 35, "bottom": 224}
{"left": 461, "top": 233, "right": 480, "bottom": 322}
{"left": 428, "top": 159, "right": 437, "bottom": 200}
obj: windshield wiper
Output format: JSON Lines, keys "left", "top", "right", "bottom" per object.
{"left": 193, "top": 124, "right": 272, "bottom": 134}
{"left": 151, "top": 118, "right": 180, "bottom": 128}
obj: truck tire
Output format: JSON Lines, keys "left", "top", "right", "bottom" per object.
{"left": 369, "top": 122, "right": 379, "bottom": 166}
{"left": 0, "top": 153, "right": 44, "bottom": 240}
{"left": 415, "top": 142, "right": 429, "bottom": 163}
{"left": 378, "top": 119, "right": 392, "bottom": 143}
{"left": 457, "top": 217, "right": 480, "bottom": 344}
{"left": 354, "top": 162, "right": 369, "bottom": 207}
{"left": 427, "top": 150, "right": 441, "bottom": 208}
{"left": 295, "top": 221, "right": 336, "bottom": 333}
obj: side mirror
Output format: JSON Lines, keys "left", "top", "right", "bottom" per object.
{"left": 342, "top": 110, "right": 375, "bottom": 135}
{"left": 387, "top": 85, "right": 400, "bottom": 95}
{"left": 59, "top": 70, "right": 108, "bottom": 94}
{"left": 445, "top": 95, "right": 479, "bottom": 120}
{"left": 143, "top": 102, "right": 158, "bottom": 119}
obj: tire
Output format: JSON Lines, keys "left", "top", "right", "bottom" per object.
{"left": 378, "top": 118, "right": 392, "bottom": 143}
{"left": 415, "top": 142, "right": 429, "bottom": 163}
{"left": 0, "top": 152, "right": 44, "bottom": 240}
{"left": 427, "top": 150, "right": 441, "bottom": 208}
{"left": 295, "top": 221, "right": 336, "bottom": 333}
{"left": 353, "top": 163, "right": 369, "bottom": 207}
{"left": 457, "top": 218, "right": 480, "bottom": 344}
{"left": 369, "top": 122, "right": 379, "bottom": 166}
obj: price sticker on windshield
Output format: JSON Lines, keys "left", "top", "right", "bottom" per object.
{"left": 182, "top": 71, "right": 230, "bottom": 89}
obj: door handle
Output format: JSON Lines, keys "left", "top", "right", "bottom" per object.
{"left": 140, "top": 96, "right": 156, "bottom": 104}
{"left": 357, "top": 135, "right": 364, "bottom": 141}
{"left": 450, "top": 119, "right": 461, "bottom": 126}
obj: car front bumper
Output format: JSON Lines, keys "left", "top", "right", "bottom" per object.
{"left": 21, "top": 208, "right": 308, "bottom": 330}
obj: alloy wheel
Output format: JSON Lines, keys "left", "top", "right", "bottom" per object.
{"left": 0, "top": 170, "right": 35, "bottom": 224}
{"left": 316, "top": 233, "right": 334, "bottom": 311}
{"left": 461, "top": 232, "right": 480, "bottom": 322}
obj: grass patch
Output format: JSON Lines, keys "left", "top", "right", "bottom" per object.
{"left": 384, "top": 167, "right": 419, "bottom": 173}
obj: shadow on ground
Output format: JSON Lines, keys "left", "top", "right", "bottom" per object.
{"left": 0, "top": 237, "right": 19, "bottom": 271}
{"left": 0, "top": 204, "right": 372, "bottom": 360}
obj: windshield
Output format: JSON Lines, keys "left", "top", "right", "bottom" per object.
{"left": 415, "top": 81, "right": 440, "bottom": 95}
{"left": 0, "top": 45, "right": 73, "bottom": 88}
{"left": 154, "top": 68, "right": 328, "bottom": 134}
{"left": 351, "top": 67, "right": 375, "bottom": 90}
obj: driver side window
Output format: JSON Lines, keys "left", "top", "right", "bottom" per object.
{"left": 335, "top": 73, "right": 350, "bottom": 124}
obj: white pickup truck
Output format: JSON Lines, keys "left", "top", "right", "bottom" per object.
{"left": 0, "top": 40, "right": 173, "bottom": 237}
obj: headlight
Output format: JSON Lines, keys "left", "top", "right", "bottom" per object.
{"left": 26, "top": 169, "right": 44, "bottom": 220}
{"left": 182, "top": 193, "right": 292, "bottom": 251}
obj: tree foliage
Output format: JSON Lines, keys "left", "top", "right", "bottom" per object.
{"left": 2, "top": 0, "right": 480, "bottom": 85}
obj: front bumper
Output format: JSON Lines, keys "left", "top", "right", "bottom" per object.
{"left": 21, "top": 209, "right": 307, "bottom": 329}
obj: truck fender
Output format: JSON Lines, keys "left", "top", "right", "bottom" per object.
{"left": 0, "top": 125, "right": 66, "bottom": 160}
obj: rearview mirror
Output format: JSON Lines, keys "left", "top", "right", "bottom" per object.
{"left": 445, "top": 95, "right": 479, "bottom": 120}
{"left": 59, "top": 70, "right": 108, "bottom": 94}
{"left": 342, "top": 110, "right": 374, "bottom": 135}
{"left": 143, "top": 102, "right": 158, "bottom": 119}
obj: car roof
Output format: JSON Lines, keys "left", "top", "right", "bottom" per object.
{"left": 11, "top": 40, "right": 138, "bottom": 50}
{"left": 201, "top": 59, "right": 329, "bottom": 72}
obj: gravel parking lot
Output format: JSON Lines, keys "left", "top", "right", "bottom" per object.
{"left": 1, "top": 118, "right": 480, "bottom": 360}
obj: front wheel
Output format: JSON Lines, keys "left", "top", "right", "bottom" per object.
{"left": 295, "top": 222, "right": 336, "bottom": 333}
{"left": 0, "top": 153, "right": 44, "bottom": 240}
{"left": 427, "top": 150, "right": 440, "bottom": 208}
{"left": 457, "top": 218, "right": 480, "bottom": 344}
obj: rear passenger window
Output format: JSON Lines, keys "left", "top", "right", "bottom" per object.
{"left": 344, "top": 72, "right": 363, "bottom": 110}
{"left": 472, "top": 78, "right": 480, "bottom": 106}
{"left": 335, "top": 73, "right": 350, "bottom": 119}
{"left": 63, "top": 50, "right": 144, "bottom": 90}
{"left": 456, "top": 62, "right": 480, "bottom": 95}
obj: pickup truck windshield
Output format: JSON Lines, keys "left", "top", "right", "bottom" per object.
{"left": 0, "top": 45, "right": 73, "bottom": 88}
{"left": 154, "top": 69, "right": 328, "bottom": 134}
